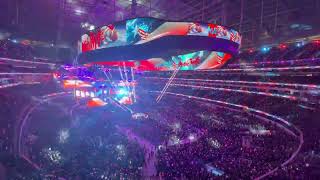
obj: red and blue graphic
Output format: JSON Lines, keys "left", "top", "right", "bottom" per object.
{"left": 79, "top": 17, "right": 241, "bottom": 71}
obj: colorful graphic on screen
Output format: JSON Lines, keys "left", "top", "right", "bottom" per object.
{"left": 80, "top": 17, "right": 241, "bottom": 71}
{"left": 91, "top": 50, "right": 232, "bottom": 71}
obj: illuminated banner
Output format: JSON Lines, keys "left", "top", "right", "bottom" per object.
{"left": 79, "top": 17, "right": 241, "bottom": 70}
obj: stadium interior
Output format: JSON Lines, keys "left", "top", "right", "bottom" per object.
{"left": 0, "top": 0, "right": 320, "bottom": 179}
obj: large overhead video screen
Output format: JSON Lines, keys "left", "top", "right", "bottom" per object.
{"left": 79, "top": 17, "right": 241, "bottom": 70}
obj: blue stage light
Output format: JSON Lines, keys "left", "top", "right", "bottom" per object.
{"left": 117, "top": 88, "right": 129, "bottom": 95}
{"left": 296, "top": 42, "right": 304, "bottom": 47}
{"left": 261, "top": 46, "right": 270, "bottom": 53}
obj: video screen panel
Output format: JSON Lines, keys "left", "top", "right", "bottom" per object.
{"left": 81, "top": 17, "right": 241, "bottom": 53}
{"left": 80, "top": 17, "right": 241, "bottom": 70}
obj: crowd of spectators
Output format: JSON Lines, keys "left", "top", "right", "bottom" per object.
{"left": 11, "top": 86, "right": 305, "bottom": 179}
{"left": 0, "top": 39, "right": 73, "bottom": 63}
{"left": 0, "top": 40, "right": 34, "bottom": 60}
{"left": 147, "top": 99, "right": 298, "bottom": 179}
{"left": 21, "top": 104, "right": 145, "bottom": 179}
{"left": 0, "top": 70, "right": 317, "bottom": 179}
{"left": 137, "top": 61, "right": 320, "bottom": 178}
{"left": 0, "top": 81, "right": 63, "bottom": 179}
{"left": 0, "top": 37, "right": 319, "bottom": 179}
{"left": 232, "top": 41, "right": 320, "bottom": 66}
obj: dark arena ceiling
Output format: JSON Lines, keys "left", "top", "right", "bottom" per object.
{"left": 0, "top": 0, "right": 319, "bottom": 48}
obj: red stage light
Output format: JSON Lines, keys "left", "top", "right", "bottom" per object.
{"left": 278, "top": 44, "right": 287, "bottom": 49}
{"left": 313, "top": 40, "right": 320, "bottom": 44}
{"left": 248, "top": 48, "right": 254, "bottom": 53}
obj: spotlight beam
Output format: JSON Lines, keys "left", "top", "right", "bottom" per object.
{"left": 156, "top": 66, "right": 180, "bottom": 103}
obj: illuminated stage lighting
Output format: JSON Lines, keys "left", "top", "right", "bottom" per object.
{"left": 261, "top": 46, "right": 270, "bottom": 53}
{"left": 90, "top": 92, "right": 95, "bottom": 98}
{"left": 80, "top": 91, "right": 85, "bottom": 98}
{"left": 313, "top": 40, "right": 320, "bottom": 45}
{"left": 117, "top": 88, "right": 129, "bottom": 96}
{"left": 63, "top": 80, "right": 92, "bottom": 88}
{"left": 296, "top": 42, "right": 303, "bottom": 47}
{"left": 75, "top": 90, "right": 80, "bottom": 97}
{"left": 85, "top": 92, "right": 90, "bottom": 97}
{"left": 278, "top": 44, "right": 287, "bottom": 49}
{"left": 87, "top": 98, "right": 108, "bottom": 107}
{"left": 248, "top": 48, "right": 254, "bottom": 53}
